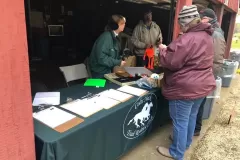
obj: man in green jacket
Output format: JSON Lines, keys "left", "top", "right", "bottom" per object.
{"left": 89, "top": 15, "right": 126, "bottom": 78}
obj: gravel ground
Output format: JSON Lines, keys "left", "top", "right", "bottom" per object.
{"left": 191, "top": 81, "right": 240, "bottom": 160}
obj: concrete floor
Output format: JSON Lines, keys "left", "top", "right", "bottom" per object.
{"left": 120, "top": 77, "right": 238, "bottom": 160}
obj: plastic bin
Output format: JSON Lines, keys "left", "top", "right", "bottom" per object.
{"left": 202, "top": 77, "right": 222, "bottom": 120}
{"left": 220, "top": 60, "right": 236, "bottom": 87}
{"left": 233, "top": 61, "right": 239, "bottom": 78}
{"left": 230, "top": 51, "right": 240, "bottom": 68}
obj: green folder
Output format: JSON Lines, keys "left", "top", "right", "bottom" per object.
{"left": 84, "top": 79, "right": 106, "bottom": 87}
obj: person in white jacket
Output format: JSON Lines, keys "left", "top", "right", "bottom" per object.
{"left": 131, "top": 10, "right": 162, "bottom": 67}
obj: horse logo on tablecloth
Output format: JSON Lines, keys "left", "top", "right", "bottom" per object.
{"left": 127, "top": 102, "right": 153, "bottom": 128}
{"left": 123, "top": 93, "right": 157, "bottom": 139}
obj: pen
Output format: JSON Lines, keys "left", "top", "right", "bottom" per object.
{"left": 81, "top": 92, "right": 92, "bottom": 99}
{"left": 87, "top": 94, "right": 100, "bottom": 100}
{"left": 33, "top": 105, "right": 52, "bottom": 113}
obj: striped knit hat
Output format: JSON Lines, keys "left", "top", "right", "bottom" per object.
{"left": 178, "top": 5, "right": 200, "bottom": 27}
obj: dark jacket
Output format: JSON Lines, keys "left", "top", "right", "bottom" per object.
{"left": 159, "top": 23, "right": 216, "bottom": 100}
{"left": 89, "top": 31, "right": 121, "bottom": 76}
{"left": 212, "top": 27, "right": 226, "bottom": 77}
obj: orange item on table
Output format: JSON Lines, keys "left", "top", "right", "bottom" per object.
{"left": 143, "top": 47, "right": 154, "bottom": 69}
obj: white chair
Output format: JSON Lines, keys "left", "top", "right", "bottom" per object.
{"left": 59, "top": 63, "right": 89, "bottom": 87}
{"left": 84, "top": 57, "right": 92, "bottom": 78}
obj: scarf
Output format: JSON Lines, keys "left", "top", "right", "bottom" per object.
{"left": 209, "top": 17, "right": 219, "bottom": 28}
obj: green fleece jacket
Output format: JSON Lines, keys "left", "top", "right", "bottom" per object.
{"left": 89, "top": 31, "right": 121, "bottom": 75}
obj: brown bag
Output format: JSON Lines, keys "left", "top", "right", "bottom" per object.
{"left": 125, "top": 56, "right": 136, "bottom": 67}
{"left": 154, "top": 54, "right": 162, "bottom": 68}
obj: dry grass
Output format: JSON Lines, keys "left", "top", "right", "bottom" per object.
{"left": 191, "top": 83, "right": 240, "bottom": 160}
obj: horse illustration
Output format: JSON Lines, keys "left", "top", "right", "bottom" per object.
{"left": 127, "top": 102, "right": 153, "bottom": 128}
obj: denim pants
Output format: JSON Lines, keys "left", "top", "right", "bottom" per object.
{"left": 195, "top": 97, "right": 207, "bottom": 133}
{"left": 169, "top": 98, "right": 204, "bottom": 160}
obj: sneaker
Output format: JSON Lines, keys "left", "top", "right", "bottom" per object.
{"left": 156, "top": 146, "right": 174, "bottom": 159}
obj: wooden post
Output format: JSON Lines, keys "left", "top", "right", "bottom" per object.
{"left": 172, "top": 0, "right": 193, "bottom": 40}
{"left": 225, "top": 13, "right": 237, "bottom": 58}
{"left": 215, "top": 4, "right": 225, "bottom": 26}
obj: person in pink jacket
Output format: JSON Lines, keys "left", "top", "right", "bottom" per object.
{"left": 156, "top": 5, "right": 216, "bottom": 160}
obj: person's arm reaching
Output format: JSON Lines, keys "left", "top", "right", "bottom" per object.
{"left": 159, "top": 36, "right": 192, "bottom": 71}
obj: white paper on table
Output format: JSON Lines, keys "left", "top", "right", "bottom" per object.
{"left": 98, "top": 89, "right": 133, "bottom": 102}
{"left": 117, "top": 85, "right": 148, "bottom": 96}
{"left": 60, "top": 98, "right": 104, "bottom": 117}
{"left": 92, "top": 96, "right": 121, "bottom": 109}
{"left": 33, "top": 106, "right": 76, "bottom": 128}
{"left": 32, "top": 92, "right": 60, "bottom": 106}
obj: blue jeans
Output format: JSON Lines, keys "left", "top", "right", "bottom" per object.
{"left": 195, "top": 97, "right": 207, "bottom": 133}
{"left": 169, "top": 98, "right": 204, "bottom": 160}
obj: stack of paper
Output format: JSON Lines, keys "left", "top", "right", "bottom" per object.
{"left": 99, "top": 89, "right": 133, "bottom": 102}
{"left": 92, "top": 96, "right": 121, "bottom": 109}
{"left": 32, "top": 92, "right": 60, "bottom": 106}
{"left": 117, "top": 86, "right": 148, "bottom": 96}
{"left": 60, "top": 98, "right": 95, "bottom": 118}
{"left": 61, "top": 95, "right": 121, "bottom": 117}
{"left": 33, "top": 107, "right": 76, "bottom": 128}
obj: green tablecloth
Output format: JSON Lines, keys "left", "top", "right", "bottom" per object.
{"left": 34, "top": 83, "right": 170, "bottom": 160}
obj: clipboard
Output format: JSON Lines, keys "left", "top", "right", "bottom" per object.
{"left": 54, "top": 117, "right": 84, "bottom": 133}
{"left": 117, "top": 86, "right": 149, "bottom": 97}
{"left": 98, "top": 89, "right": 133, "bottom": 103}
{"left": 33, "top": 106, "right": 84, "bottom": 133}
{"left": 60, "top": 99, "right": 104, "bottom": 118}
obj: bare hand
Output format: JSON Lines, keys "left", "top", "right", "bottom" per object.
{"left": 159, "top": 44, "right": 167, "bottom": 49}
{"left": 121, "top": 61, "right": 126, "bottom": 66}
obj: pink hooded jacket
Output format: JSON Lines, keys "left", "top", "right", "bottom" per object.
{"left": 160, "top": 23, "right": 216, "bottom": 100}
